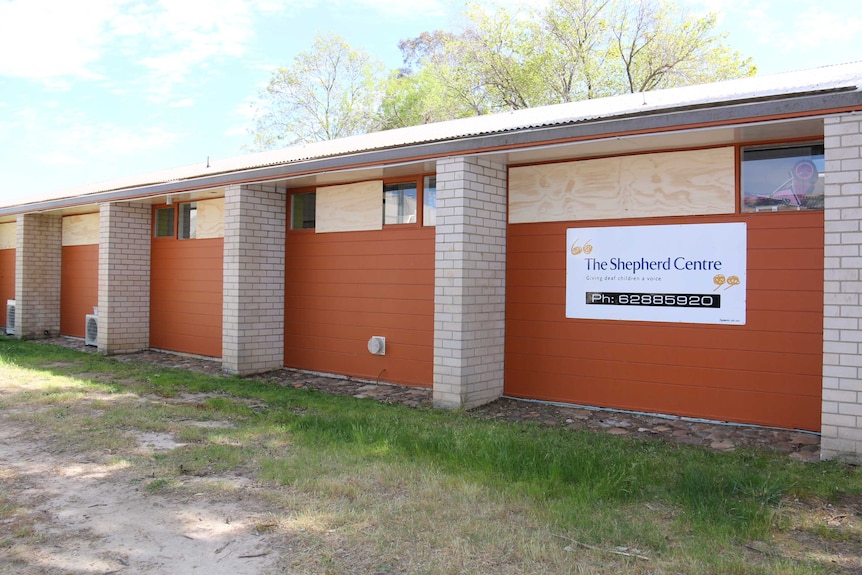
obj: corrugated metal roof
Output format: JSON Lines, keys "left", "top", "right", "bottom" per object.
{"left": 5, "top": 60, "right": 862, "bottom": 210}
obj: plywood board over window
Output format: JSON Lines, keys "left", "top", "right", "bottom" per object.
{"left": 196, "top": 198, "right": 225, "bottom": 239}
{"left": 0, "top": 222, "right": 17, "bottom": 249}
{"left": 509, "top": 147, "right": 735, "bottom": 223}
{"left": 315, "top": 180, "right": 383, "bottom": 233}
{"left": 62, "top": 213, "right": 99, "bottom": 246}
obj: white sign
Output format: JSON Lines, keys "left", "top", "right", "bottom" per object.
{"left": 566, "top": 223, "right": 746, "bottom": 325}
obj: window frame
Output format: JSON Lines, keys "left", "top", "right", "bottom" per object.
{"left": 177, "top": 201, "right": 197, "bottom": 240}
{"left": 289, "top": 189, "right": 317, "bottom": 231}
{"left": 153, "top": 206, "right": 176, "bottom": 239}
{"left": 153, "top": 200, "right": 200, "bottom": 240}
{"left": 423, "top": 175, "right": 437, "bottom": 227}
{"left": 739, "top": 140, "right": 824, "bottom": 214}
{"left": 382, "top": 173, "right": 436, "bottom": 228}
{"left": 383, "top": 180, "right": 419, "bottom": 226}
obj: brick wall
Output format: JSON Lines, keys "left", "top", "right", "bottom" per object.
{"left": 98, "top": 202, "right": 151, "bottom": 354}
{"left": 15, "top": 213, "right": 61, "bottom": 338}
{"left": 433, "top": 156, "right": 507, "bottom": 408}
{"left": 822, "top": 113, "right": 862, "bottom": 464}
{"left": 222, "top": 184, "right": 285, "bottom": 375}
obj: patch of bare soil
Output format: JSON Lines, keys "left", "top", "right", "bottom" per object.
{"left": 0, "top": 414, "right": 278, "bottom": 575}
{"left": 4, "top": 340, "right": 861, "bottom": 574}
{"left": 765, "top": 496, "right": 862, "bottom": 574}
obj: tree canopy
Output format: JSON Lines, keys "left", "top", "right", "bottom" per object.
{"left": 250, "top": 0, "right": 756, "bottom": 150}
{"left": 251, "top": 33, "right": 385, "bottom": 149}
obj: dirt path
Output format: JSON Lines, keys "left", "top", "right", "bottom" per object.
{"left": 0, "top": 413, "right": 278, "bottom": 575}
{"left": 2, "top": 341, "right": 859, "bottom": 574}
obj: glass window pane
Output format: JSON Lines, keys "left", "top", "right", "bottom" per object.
{"left": 741, "top": 143, "right": 824, "bottom": 212}
{"left": 291, "top": 192, "right": 316, "bottom": 230}
{"left": 178, "top": 202, "right": 197, "bottom": 239}
{"left": 155, "top": 207, "right": 174, "bottom": 238}
{"left": 384, "top": 182, "right": 417, "bottom": 225}
{"left": 423, "top": 176, "right": 436, "bottom": 227}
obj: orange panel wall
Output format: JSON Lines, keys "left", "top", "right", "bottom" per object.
{"left": 60, "top": 245, "right": 98, "bottom": 337}
{"left": 284, "top": 227, "right": 435, "bottom": 387}
{"left": 0, "top": 249, "right": 14, "bottom": 329}
{"left": 505, "top": 212, "right": 824, "bottom": 431}
{"left": 150, "top": 238, "right": 223, "bottom": 357}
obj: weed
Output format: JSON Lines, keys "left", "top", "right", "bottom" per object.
{"left": 144, "top": 477, "right": 174, "bottom": 493}
{"left": 1, "top": 338, "right": 860, "bottom": 575}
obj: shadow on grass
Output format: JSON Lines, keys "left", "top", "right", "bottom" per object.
{"left": 2, "top": 336, "right": 861, "bottom": 573}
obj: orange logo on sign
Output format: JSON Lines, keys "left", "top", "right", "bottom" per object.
{"left": 570, "top": 239, "right": 593, "bottom": 256}
{"left": 713, "top": 274, "right": 741, "bottom": 291}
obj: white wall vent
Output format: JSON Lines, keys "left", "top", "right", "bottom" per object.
{"left": 367, "top": 336, "right": 386, "bottom": 355}
{"left": 5, "top": 299, "right": 15, "bottom": 336}
{"left": 85, "top": 314, "right": 98, "bottom": 347}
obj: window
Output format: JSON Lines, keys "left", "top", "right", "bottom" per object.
{"left": 178, "top": 202, "right": 197, "bottom": 239}
{"left": 291, "top": 192, "right": 316, "bottom": 230}
{"left": 384, "top": 182, "right": 417, "bottom": 225}
{"left": 155, "top": 201, "right": 200, "bottom": 238}
{"left": 423, "top": 176, "right": 436, "bottom": 227}
{"left": 154, "top": 207, "right": 174, "bottom": 238}
{"left": 741, "top": 143, "right": 824, "bottom": 212}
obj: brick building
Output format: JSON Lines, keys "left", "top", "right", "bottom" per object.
{"left": 2, "top": 61, "right": 862, "bottom": 463}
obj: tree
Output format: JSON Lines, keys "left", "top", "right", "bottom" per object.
{"left": 379, "top": 30, "right": 493, "bottom": 128}
{"left": 249, "top": 1, "right": 756, "bottom": 147}
{"left": 398, "top": 0, "right": 756, "bottom": 115}
{"left": 251, "top": 33, "right": 386, "bottom": 150}
{"left": 608, "top": 0, "right": 751, "bottom": 92}
{"left": 540, "top": 0, "right": 625, "bottom": 100}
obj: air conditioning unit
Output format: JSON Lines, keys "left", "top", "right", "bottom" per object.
{"left": 367, "top": 335, "right": 386, "bottom": 355}
{"left": 5, "top": 300, "right": 15, "bottom": 336}
{"left": 85, "top": 314, "right": 98, "bottom": 347}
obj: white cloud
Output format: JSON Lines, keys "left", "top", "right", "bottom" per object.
{"left": 222, "top": 97, "right": 261, "bottom": 141}
{"left": 40, "top": 151, "right": 87, "bottom": 167}
{"left": 8, "top": 104, "right": 183, "bottom": 168}
{"left": 669, "top": 0, "right": 861, "bottom": 74}
{"left": 685, "top": 0, "right": 861, "bottom": 51}
{"left": 224, "top": 124, "right": 249, "bottom": 138}
{"left": 0, "top": 0, "right": 123, "bottom": 81}
{"left": 233, "top": 98, "right": 259, "bottom": 121}
{"left": 788, "top": 8, "right": 862, "bottom": 49}
{"left": 45, "top": 124, "right": 184, "bottom": 165}
{"left": 0, "top": 0, "right": 535, "bottom": 90}
{"left": 346, "top": 0, "right": 450, "bottom": 19}
{"left": 0, "top": 0, "right": 266, "bottom": 100}
{"left": 168, "top": 98, "right": 195, "bottom": 108}
{"left": 105, "top": 0, "right": 260, "bottom": 103}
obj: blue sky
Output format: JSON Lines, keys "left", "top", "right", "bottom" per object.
{"left": 1, "top": 0, "right": 860, "bottom": 206}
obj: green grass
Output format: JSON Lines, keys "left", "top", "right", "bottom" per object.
{"left": 1, "top": 336, "right": 860, "bottom": 574}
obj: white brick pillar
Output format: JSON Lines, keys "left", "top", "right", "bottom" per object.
{"left": 97, "top": 202, "right": 151, "bottom": 354}
{"left": 822, "top": 113, "right": 862, "bottom": 464}
{"left": 433, "top": 156, "right": 507, "bottom": 409}
{"left": 222, "top": 184, "right": 285, "bottom": 375}
{"left": 15, "top": 213, "right": 61, "bottom": 339}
